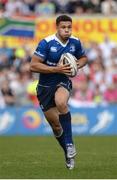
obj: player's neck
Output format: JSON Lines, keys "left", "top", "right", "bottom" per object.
{"left": 56, "top": 33, "right": 68, "bottom": 44}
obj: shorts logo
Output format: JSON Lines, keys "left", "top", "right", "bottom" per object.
{"left": 50, "top": 46, "right": 57, "bottom": 52}
{"left": 46, "top": 60, "right": 57, "bottom": 66}
{"left": 40, "top": 104, "right": 44, "bottom": 110}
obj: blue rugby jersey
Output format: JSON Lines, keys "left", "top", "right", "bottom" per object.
{"left": 34, "top": 34, "right": 86, "bottom": 86}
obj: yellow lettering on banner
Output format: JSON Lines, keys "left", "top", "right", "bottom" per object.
{"left": 35, "top": 18, "right": 117, "bottom": 43}
{"left": 0, "top": 36, "right": 38, "bottom": 50}
{"left": 0, "top": 17, "right": 117, "bottom": 48}
{"left": 72, "top": 18, "right": 117, "bottom": 42}
{"left": 35, "top": 19, "right": 56, "bottom": 39}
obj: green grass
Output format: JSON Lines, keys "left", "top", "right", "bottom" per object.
{"left": 0, "top": 136, "right": 117, "bottom": 179}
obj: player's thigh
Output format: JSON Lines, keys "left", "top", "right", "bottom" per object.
{"left": 44, "top": 107, "right": 61, "bottom": 128}
{"left": 55, "top": 86, "right": 70, "bottom": 107}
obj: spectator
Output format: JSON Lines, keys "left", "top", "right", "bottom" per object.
{"left": 93, "top": 85, "right": 103, "bottom": 104}
{"left": 66, "top": 0, "right": 85, "bottom": 14}
{"left": 69, "top": 74, "right": 94, "bottom": 107}
{"left": 5, "top": 0, "right": 30, "bottom": 17}
{"left": 26, "top": 79, "right": 39, "bottom": 106}
{"left": 73, "top": 75, "right": 94, "bottom": 102}
{"left": 104, "top": 83, "right": 117, "bottom": 103}
{"left": 35, "top": 0, "right": 56, "bottom": 16}
{"left": 84, "top": 0, "right": 101, "bottom": 14}
{"left": 24, "top": 0, "right": 36, "bottom": 13}
{"left": 101, "top": 0, "right": 117, "bottom": 15}
{"left": 99, "top": 34, "right": 116, "bottom": 67}
{"left": 0, "top": 41, "right": 14, "bottom": 67}
{"left": 0, "top": 90, "right": 5, "bottom": 108}
{"left": 1, "top": 79, "right": 15, "bottom": 106}
{"left": 87, "top": 41, "right": 102, "bottom": 63}
{"left": 51, "top": 0, "right": 68, "bottom": 13}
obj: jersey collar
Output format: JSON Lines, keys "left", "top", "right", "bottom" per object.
{"left": 54, "top": 34, "right": 69, "bottom": 47}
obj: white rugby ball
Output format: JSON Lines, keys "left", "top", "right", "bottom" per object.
{"left": 59, "top": 53, "right": 78, "bottom": 77}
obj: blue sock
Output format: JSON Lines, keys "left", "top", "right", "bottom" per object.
{"left": 55, "top": 130, "right": 67, "bottom": 154}
{"left": 59, "top": 112, "right": 73, "bottom": 145}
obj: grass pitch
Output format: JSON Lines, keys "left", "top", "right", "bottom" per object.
{"left": 0, "top": 136, "right": 117, "bottom": 179}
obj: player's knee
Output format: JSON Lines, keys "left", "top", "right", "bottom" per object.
{"left": 56, "top": 100, "right": 68, "bottom": 113}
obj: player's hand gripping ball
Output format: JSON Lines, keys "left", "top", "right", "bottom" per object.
{"left": 59, "top": 53, "right": 78, "bottom": 77}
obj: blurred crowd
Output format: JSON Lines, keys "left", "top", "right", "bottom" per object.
{"left": 0, "top": 34, "right": 117, "bottom": 108}
{"left": 0, "top": 41, "right": 37, "bottom": 108}
{"left": 0, "top": 1, "right": 117, "bottom": 108}
{"left": 0, "top": 0, "right": 117, "bottom": 17}
{"left": 70, "top": 35, "right": 117, "bottom": 107}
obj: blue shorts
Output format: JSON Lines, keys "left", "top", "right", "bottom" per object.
{"left": 36, "top": 79, "right": 72, "bottom": 112}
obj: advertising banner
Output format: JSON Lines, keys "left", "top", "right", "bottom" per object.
{"left": 0, "top": 105, "right": 117, "bottom": 135}
{"left": 0, "top": 16, "right": 117, "bottom": 47}
{"left": 35, "top": 17, "right": 117, "bottom": 43}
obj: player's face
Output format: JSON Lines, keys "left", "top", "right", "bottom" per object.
{"left": 57, "top": 21, "right": 72, "bottom": 41}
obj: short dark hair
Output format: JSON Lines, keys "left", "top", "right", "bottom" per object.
{"left": 56, "top": 15, "right": 72, "bottom": 26}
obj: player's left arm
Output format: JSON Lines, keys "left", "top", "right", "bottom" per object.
{"left": 76, "top": 55, "right": 88, "bottom": 69}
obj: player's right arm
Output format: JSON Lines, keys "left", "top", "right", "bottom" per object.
{"left": 30, "top": 39, "right": 71, "bottom": 75}
{"left": 30, "top": 54, "right": 71, "bottom": 75}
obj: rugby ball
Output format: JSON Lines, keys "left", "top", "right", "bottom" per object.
{"left": 59, "top": 53, "right": 78, "bottom": 77}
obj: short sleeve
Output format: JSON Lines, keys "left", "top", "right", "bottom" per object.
{"left": 75, "top": 40, "right": 86, "bottom": 59}
{"left": 34, "top": 39, "right": 48, "bottom": 61}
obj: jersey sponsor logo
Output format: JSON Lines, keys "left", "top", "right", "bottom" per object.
{"left": 70, "top": 45, "right": 75, "bottom": 52}
{"left": 50, "top": 46, "right": 57, "bottom": 52}
{"left": 35, "top": 51, "right": 45, "bottom": 57}
{"left": 46, "top": 60, "right": 57, "bottom": 66}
